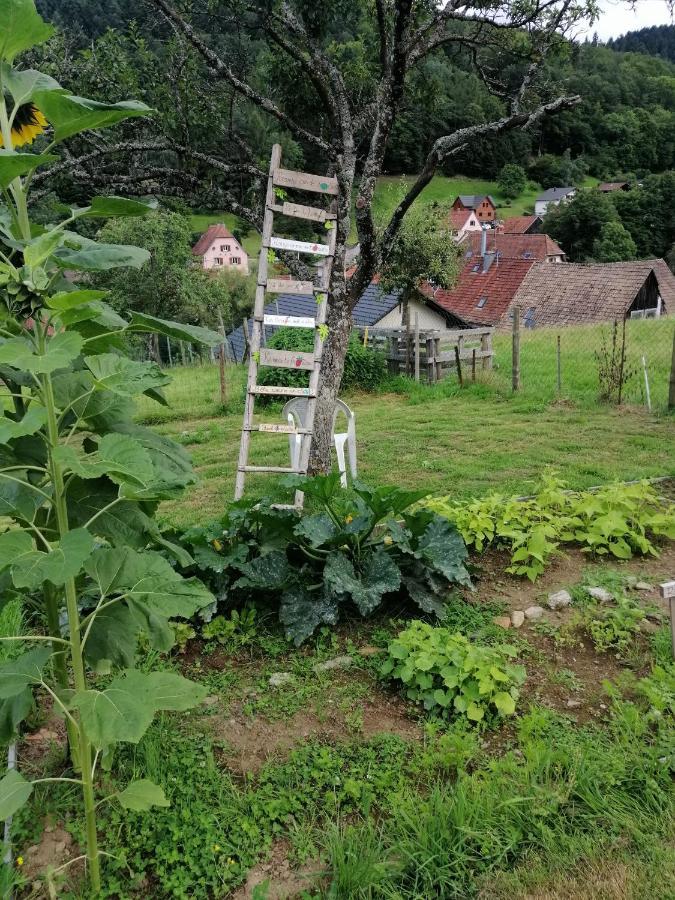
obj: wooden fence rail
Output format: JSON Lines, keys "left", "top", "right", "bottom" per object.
{"left": 355, "top": 326, "right": 494, "bottom": 383}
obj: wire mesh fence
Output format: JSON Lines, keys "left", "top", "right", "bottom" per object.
{"left": 493, "top": 316, "right": 674, "bottom": 412}
{"left": 133, "top": 315, "right": 675, "bottom": 425}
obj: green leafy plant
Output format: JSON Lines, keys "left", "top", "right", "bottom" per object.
{"left": 170, "top": 621, "right": 196, "bottom": 653}
{"left": 0, "top": 3, "right": 221, "bottom": 891}
{"left": 585, "top": 597, "right": 645, "bottom": 656}
{"left": 637, "top": 664, "right": 675, "bottom": 719}
{"left": 202, "top": 606, "right": 258, "bottom": 651}
{"left": 426, "top": 473, "right": 675, "bottom": 581}
{"left": 381, "top": 621, "right": 526, "bottom": 722}
{"left": 181, "top": 474, "right": 471, "bottom": 645}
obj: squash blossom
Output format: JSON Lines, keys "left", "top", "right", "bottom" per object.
{"left": 16, "top": 856, "right": 24, "bottom": 867}
{"left": 0, "top": 103, "right": 48, "bottom": 148}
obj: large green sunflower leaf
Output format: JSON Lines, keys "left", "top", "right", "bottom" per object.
{"left": 0, "top": 646, "right": 51, "bottom": 699}
{"left": 84, "top": 354, "right": 169, "bottom": 397}
{"left": 0, "top": 406, "right": 46, "bottom": 444}
{"left": 52, "top": 233, "right": 150, "bottom": 272}
{"left": 71, "top": 669, "right": 206, "bottom": 749}
{"left": 0, "top": 149, "right": 56, "bottom": 188}
{"left": 53, "top": 433, "right": 154, "bottom": 488}
{"left": 0, "top": 479, "right": 44, "bottom": 523}
{"left": 0, "top": 769, "right": 33, "bottom": 820}
{"left": 0, "top": 1, "right": 54, "bottom": 63}
{"left": 0, "top": 332, "right": 82, "bottom": 374}
{"left": 1, "top": 64, "right": 60, "bottom": 105}
{"left": 33, "top": 92, "right": 151, "bottom": 142}
{"left": 11, "top": 527, "right": 93, "bottom": 590}
{"left": 0, "top": 687, "right": 33, "bottom": 742}
{"left": 128, "top": 312, "right": 221, "bottom": 347}
{"left": 117, "top": 779, "right": 169, "bottom": 812}
{"left": 76, "top": 197, "right": 156, "bottom": 218}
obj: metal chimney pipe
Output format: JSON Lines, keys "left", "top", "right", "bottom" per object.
{"left": 480, "top": 224, "right": 488, "bottom": 257}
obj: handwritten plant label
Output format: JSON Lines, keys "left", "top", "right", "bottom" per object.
{"left": 253, "top": 385, "right": 311, "bottom": 396}
{"left": 281, "top": 201, "right": 328, "bottom": 223}
{"left": 259, "top": 349, "right": 315, "bottom": 370}
{"left": 273, "top": 168, "right": 338, "bottom": 195}
{"left": 263, "top": 314, "right": 315, "bottom": 328}
{"left": 258, "top": 423, "right": 302, "bottom": 434}
{"left": 270, "top": 236, "right": 330, "bottom": 256}
{"left": 266, "top": 278, "right": 315, "bottom": 295}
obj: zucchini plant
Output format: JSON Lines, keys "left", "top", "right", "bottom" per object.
{"left": 0, "top": 1, "right": 220, "bottom": 891}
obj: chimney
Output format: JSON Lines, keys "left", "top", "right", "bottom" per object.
{"left": 482, "top": 252, "right": 496, "bottom": 274}
{"left": 480, "top": 224, "right": 488, "bottom": 257}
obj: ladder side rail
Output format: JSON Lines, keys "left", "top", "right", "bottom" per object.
{"left": 234, "top": 142, "right": 282, "bottom": 500}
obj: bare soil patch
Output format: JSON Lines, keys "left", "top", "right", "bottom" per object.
{"left": 208, "top": 678, "right": 421, "bottom": 775}
{"left": 230, "top": 840, "right": 323, "bottom": 899}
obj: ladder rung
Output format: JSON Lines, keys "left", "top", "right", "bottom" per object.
{"left": 247, "top": 424, "right": 312, "bottom": 434}
{"left": 250, "top": 386, "right": 314, "bottom": 397}
{"left": 239, "top": 465, "right": 305, "bottom": 474}
{"left": 273, "top": 167, "right": 338, "bottom": 195}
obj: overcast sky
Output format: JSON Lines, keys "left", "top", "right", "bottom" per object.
{"left": 579, "top": 0, "right": 674, "bottom": 41}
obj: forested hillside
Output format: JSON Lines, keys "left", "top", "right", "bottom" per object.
{"left": 32, "top": 1, "right": 675, "bottom": 183}
{"left": 608, "top": 23, "right": 675, "bottom": 62}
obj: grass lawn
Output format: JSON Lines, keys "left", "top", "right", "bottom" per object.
{"left": 137, "top": 341, "right": 674, "bottom": 529}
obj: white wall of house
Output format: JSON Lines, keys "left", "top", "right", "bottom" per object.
{"left": 201, "top": 238, "right": 249, "bottom": 274}
{"left": 534, "top": 190, "right": 576, "bottom": 218}
{"left": 376, "top": 296, "right": 450, "bottom": 330}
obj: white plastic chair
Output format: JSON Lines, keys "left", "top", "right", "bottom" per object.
{"left": 282, "top": 398, "right": 357, "bottom": 487}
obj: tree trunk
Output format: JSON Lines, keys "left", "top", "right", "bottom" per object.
{"left": 308, "top": 288, "right": 352, "bottom": 474}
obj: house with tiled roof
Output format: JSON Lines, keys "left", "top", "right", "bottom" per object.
{"left": 508, "top": 259, "right": 675, "bottom": 330}
{"left": 448, "top": 208, "right": 483, "bottom": 240}
{"left": 419, "top": 256, "right": 536, "bottom": 328}
{"left": 192, "top": 224, "right": 249, "bottom": 275}
{"left": 534, "top": 187, "right": 576, "bottom": 217}
{"left": 501, "top": 215, "right": 543, "bottom": 235}
{"left": 227, "top": 282, "right": 463, "bottom": 362}
{"left": 460, "top": 231, "right": 565, "bottom": 263}
{"left": 451, "top": 194, "right": 497, "bottom": 223}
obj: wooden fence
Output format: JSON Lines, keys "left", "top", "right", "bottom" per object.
{"left": 356, "top": 325, "right": 494, "bottom": 383}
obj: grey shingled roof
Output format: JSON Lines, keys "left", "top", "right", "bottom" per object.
{"left": 536, "top": 186, "right": 575, "bottom": 202}
{"left": 227, "top": 282, "right": 403, "bottom": 362}
{"left": 458, "top": 194, "right": 496, "bottom": 208}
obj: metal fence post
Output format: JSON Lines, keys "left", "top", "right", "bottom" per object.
{"left": 512, "top": 306, "right": 520, "bottom": 392}
{"left": 556, "top": 334, "right": 562, "bottom": 393}
{"left": 669, "top": 327, "right": 675, "bottom": 411}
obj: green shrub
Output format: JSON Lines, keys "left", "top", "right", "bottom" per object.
{"left": 256, "top": 327, "right": 386, "bottom": 395}
{"left": 381, "top": 621, "right": 526, "bottom": 722}
{"left": 426, "top": 472, "right": 675, "bottom": 581}
{"left": 181, "top": 475, "right": 470, "bottom": 645}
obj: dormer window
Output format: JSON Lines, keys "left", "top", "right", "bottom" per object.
{"left": 465, "top": 250, "right": 473, "bottom": 258}
{"left": 476, "top": 296, "right": 488, "bottom": 309}
{"left": 523, "top": 251, "right": 533, "bottom": 259}
{"left": 471, "top": 263, "right": 481, "bottom": 273}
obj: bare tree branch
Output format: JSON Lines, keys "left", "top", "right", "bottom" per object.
{"left": 148, "top": 0, "right": 334, "bottom": 155}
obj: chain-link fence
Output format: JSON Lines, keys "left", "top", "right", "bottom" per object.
{"left": 493, "top": 316, "right": 675, "bottom": 412}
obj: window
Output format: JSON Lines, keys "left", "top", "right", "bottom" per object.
{"left": 465, "top": 250, "right": 473, "bottom": 258}
{"left": 522, "top": 251, "right": 533, "bottom": 259}
{"left": 230, "top": 256, "right": 241, "bottom": 265}
{"left": 524, "top": 307, "right": 536, "bottom": 328}
{"left": 478, "top": 211, "right": 484, "bottom": 217}
{"left": 214, "top": 257, "right": 223, "bottom": 266}
{"left": 220, "top": 244, "right": 231, "bottom": 252}
{"left": 471, "top": 263, "right": 481, "bottom": 272}
{"left": 476, "top": 295, "right": 488, "bottom": 309}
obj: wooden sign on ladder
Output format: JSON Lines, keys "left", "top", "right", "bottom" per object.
{"left": 234, "top": 143, "right": 337, "bottom": 506}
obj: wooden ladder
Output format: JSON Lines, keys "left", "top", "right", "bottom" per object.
{"left": 234, "top": 143, "right": 338, "bottom": 505}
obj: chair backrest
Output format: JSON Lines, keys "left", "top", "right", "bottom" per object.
{"left": 282, "top": 397, "right": 354, "bottom": 433}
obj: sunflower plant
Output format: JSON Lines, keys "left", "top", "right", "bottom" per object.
{"left": 0, "top": 1, "right": 221, "bottom": 892}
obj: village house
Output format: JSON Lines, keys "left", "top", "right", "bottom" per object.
{"left": 192, "top": 224, "right": 249, "bottom": 275}
{"left": 460, "top": 229, "right": 565, "bottom": 263}
{"left": 448, "top": 208, "right": 483, "bottom": 241}
{"left": 451, "top": 194, "right": 497, "bottom": 223}
{"left": 534, "top": 186, "right": 576, "bottom": 217}
{"left": 227, "top": 281, "right": 463, "bottom": 361}
{"left": 505, "top": 259, "right": 675, "bottom": 329}
{"left": 500, "top": 214, "right": 543, "bottom": 234}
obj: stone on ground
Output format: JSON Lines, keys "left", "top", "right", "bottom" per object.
{"left": 547, "top": 589, "right": 572, "bottom": 610}
{"left": 586, "top": 586, "right": 613, "bottom": 603}
{"left": 511, "top": 610, "right": 525, "bottom": 628}
{"left": 313, "top": 655, "right": 353, "bottom": 674}
{"left": 493, "top": 616, "right": 512, "bottom": 629}
{"left": 524, "top": 605, "right": 544, "bottom": 620}
{"left": 269, "top": 672, "right": 294, "bottom": 687}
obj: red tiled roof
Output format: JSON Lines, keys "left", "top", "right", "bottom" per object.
{"left": 461, "top": 232, "right": 564, "bottom": 261}
{"left": 448, "top": 209, "right": 473, "bottom": 230}
{"left": 420, "top": 258, "right": 536, "bottom": 326}
{"left": 501, "top": 215, "right": 541, "bottom": 234}
{"left": 192, "top": 223, "right": 236, "bottom": 256}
